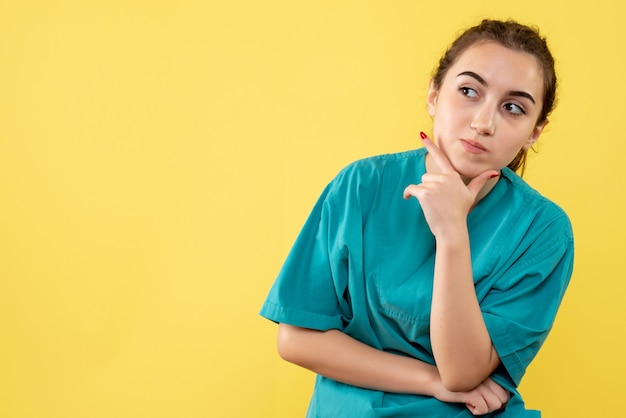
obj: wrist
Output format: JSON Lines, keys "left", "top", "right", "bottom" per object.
{"left": 434, "top": 226, "right": 469, "bottom": 248}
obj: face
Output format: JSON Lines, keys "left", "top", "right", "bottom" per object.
{"left": 427, "top": 41, "right": 547, "bottom": 181}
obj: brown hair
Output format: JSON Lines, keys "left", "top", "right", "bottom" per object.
{"left": 432, "top": 19, "right": 557, "bottom": 175}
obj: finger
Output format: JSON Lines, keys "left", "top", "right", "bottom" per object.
{"left": 465, "top": 398, "right": 488, "bottom": 416}
{"left": 403, "top": 175, "right": 442, "bottom": 200}
{"left": 480, "top": 388, "right": 505, "bottom": 413}
{"left": 484, "top": 378, "right": 510, "bottom": 405}
{"left": 420, "top": 131, "right": 456, "bottom": 174}
{"left": 466, "top": 169, "right": 500, "bottom": 199}
{"left": 403, "top": 184, "right": 419, "bottom": 199}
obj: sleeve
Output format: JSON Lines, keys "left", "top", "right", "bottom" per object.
{"left": 482, "top": 213, "right": 574, "bottom": 388}
{"left": 259, "top": 176, "right": 356, "bottom": 331}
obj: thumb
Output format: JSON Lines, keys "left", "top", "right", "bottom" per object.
{"left": 467, "top": 170, "right": 500, "bottom": 198}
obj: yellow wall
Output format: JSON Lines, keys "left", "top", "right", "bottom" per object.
{"left": 0, "top": 1, "right": 622, "bottom": 417}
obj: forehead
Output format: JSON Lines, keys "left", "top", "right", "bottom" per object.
{"left": 446, "top": 41, "right": 544, "bottom": 98}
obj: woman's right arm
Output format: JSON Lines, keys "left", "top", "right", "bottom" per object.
{"left": 276, "top": 324, "right": 509, "bottom": 415}
{"left": 277, "top": 323, "right": 438, "bottom": 394}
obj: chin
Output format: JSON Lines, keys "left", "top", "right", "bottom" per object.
{"left": 450, "top": 162, "right": 485, "bottom": 181}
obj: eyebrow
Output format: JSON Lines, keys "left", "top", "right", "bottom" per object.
{"left": 457, "top": 71, "right": 536, "bottom": 104}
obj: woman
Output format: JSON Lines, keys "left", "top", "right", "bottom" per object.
{"left": 260, "top": 19, "right": 573, "bottom": 417}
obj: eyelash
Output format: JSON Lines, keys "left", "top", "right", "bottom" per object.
{"left": 459, "top": 87, "right": 526, "bottom": 116}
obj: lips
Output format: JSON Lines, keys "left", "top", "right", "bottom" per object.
{"left": 460, "top": 139, "right": 487, "bottom": 154}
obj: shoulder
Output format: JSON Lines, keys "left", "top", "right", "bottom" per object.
{"left": 499, "top": 168, "right": 573, "bottom": 241}
{"left": 333, "top": 148, "right": 426, "bottom": 188}
{"left": 325, "top": 148, "right": 426, "bottom": 203}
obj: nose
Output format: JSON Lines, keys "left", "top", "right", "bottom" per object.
{"left": 470, "top": 102, "right": 496, "bottom": 136}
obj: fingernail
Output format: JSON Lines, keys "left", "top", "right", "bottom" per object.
{"left": 420, "top": 131, "right": 428, "bottom": 140}
{"left": 490, "top": 173, "right": 500, "bottom": 179}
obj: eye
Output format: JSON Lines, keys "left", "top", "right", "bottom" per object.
{"left": 504, "top": 102, "right": 526, "bottom": 115}
{"left": 460, "top": 87, "right": 478, "bottom": 98}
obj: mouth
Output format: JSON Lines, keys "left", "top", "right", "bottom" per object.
{"left": 460, "top": 139, "right": 487, "bottom": 154}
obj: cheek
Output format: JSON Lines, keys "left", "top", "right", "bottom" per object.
{"left": 433, "top": 110, "right": 460, "bottom": 135}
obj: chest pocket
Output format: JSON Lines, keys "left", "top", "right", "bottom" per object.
{"left": 372, "top": 233, "right": 437, "bottom": 346}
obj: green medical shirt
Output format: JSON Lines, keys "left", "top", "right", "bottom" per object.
{"left": 260, "top": 148, "right": 574, "bottom": 417}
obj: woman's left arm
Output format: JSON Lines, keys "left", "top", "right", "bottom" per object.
{"left": 403, "top": 135, "right": 501, "bottom": 392}
{"left": 430, "top": 229, "right": 500, "bottom": 392}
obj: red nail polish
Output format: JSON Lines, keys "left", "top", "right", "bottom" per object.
{"left": 420, "top": 131, "right": 428, "bottom": 140}
{"left": 490, "top": 173, "right": 500, "bottom": 179}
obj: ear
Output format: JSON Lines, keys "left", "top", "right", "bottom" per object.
{"left": 523, "top": 119, "right": 549, "bottom": 150}
{"left": 426, "top": 79, "right": 438, "bottom": 117}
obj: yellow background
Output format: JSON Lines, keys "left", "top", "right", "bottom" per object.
{"left": 0, "top": 1, "right": 622, "bottom": 417}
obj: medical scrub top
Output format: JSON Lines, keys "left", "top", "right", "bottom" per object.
{"left": 260, "top": 148, "right": 574, "bottom": 417}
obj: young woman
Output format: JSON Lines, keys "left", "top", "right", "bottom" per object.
{"left": 260, "top": 19, "right": 574, "bottom": 417}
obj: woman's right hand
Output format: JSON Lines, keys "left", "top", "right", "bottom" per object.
{"left": 433, "top": 377, "right": 510, "bottom": 415}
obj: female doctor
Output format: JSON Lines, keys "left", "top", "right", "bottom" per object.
{"left": 260, "top": 19, "right": 574, "bottom": 417}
